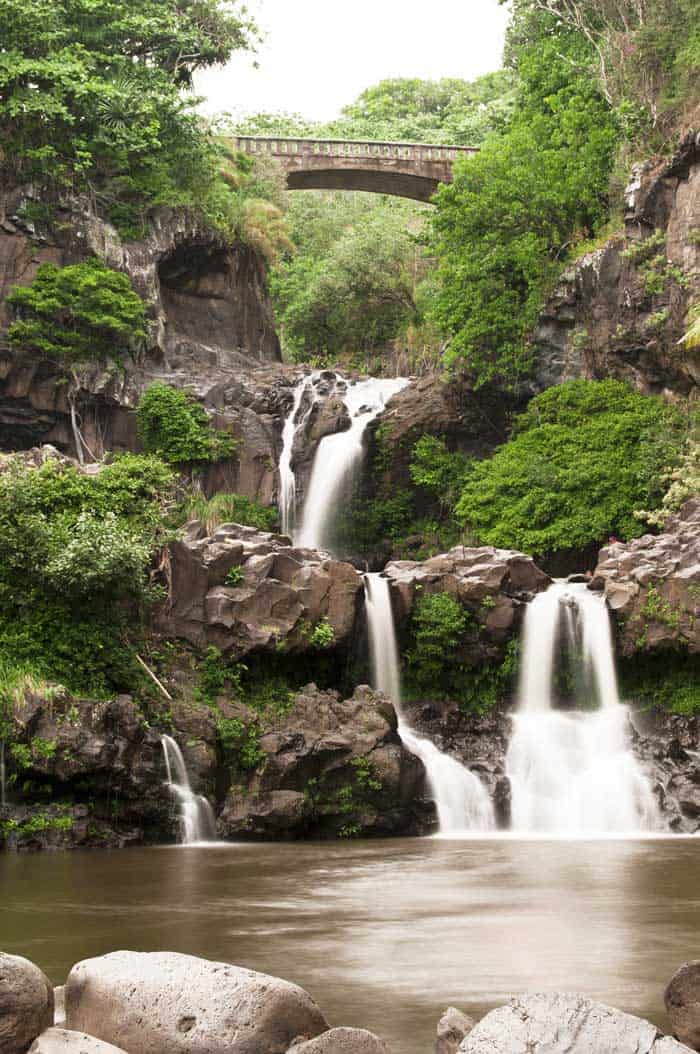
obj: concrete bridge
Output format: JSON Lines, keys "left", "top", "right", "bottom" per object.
{"left": 230, "top": 136, "right": 477, "bottom": 202}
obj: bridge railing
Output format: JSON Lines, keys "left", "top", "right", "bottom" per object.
{"left": 231, "top": 136, "right": 477, "bottom": 163}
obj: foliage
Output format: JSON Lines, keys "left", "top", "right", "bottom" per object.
{"left": 0, "top": 454, "right": 174, "bottom": 695}
{"left": 456, "top": 380, "right": 685, "bottom": 555}
{"left": 636, "top": 424, "right": 699, "bottom": 528}
{"left": 405, "top": 593, "right": 471, "bottom": 698}
{"left": 7, "top": 260, "right": 146, "bottom": 365}
{"left": 136, "top": 383, "right": 236, "bottom": 465}
{"left": 0, "top": 0, "right": 257, "bottom": 232}
{"left": 620, "top": 653, "right": 700, "bottom": 715}
{"left": 410, "top": 435, "right": 470, "bottom": 511}
{"left": 430, "top": 7, "right": 619, "bottom": 386}
{"left": 681, "top": 302, "right": 700, "bottom": 351}
{"left": 305, "top": 619, "right": 335, "bottom": 650}
{"left": 175, "top": 491, "right": 278, "bottom": 533}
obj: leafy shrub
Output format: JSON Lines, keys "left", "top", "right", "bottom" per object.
{"left": 176, "top": 492, "right": 278, "bottom": 533}
{"left": 8, "top": 260, "right": 146, "bottom": 364}
{"left": 44, "top": 512, "right": 151, "bottom": 599}
{"left": 410, "top": 435, "right": 470, "bottom": 511}
{"left": 456, "top": 380, "right": 685, "bottom": 555}
{"left": 405, "top": 593, "right": 471, "bottom": 698}
{"left": 620, "top": 653, "right": 700, "bottom": 715}
{"left": 306, "top": 619, "right": 335, "bottom": 650}
{"left": 137, "top": 384, "right": 236, "bottom": 465}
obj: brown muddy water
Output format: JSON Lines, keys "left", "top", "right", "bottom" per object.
{"left": 2, "top": 836, "right": 700, "bottom": 1053}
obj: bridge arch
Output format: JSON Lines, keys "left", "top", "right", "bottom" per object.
{"left": 230, "top": 137, "right": 477, "bottom": 203}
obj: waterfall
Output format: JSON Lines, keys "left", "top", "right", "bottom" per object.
{"left": 364, "top": 573, "right": 495, "bottom": 835}
{"left": 296, "top": 376, "right": 408, "bottom": 552}
{"left": 279, "top": 375, "right": 317, "bottom": 538}
{"left": 161, "top": 735, "right": 217, "bottom": 845}
{"left": 506, "top": 582, "right": 660, "bottom": 834}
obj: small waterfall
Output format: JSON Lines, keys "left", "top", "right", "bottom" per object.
{"left": 161, "top": 735, "right": 217, "bottom": 845}
{"left": 297, "top": 376, "right": 408, "bottom": 552}
{"left": 364, "top": 574, "right": 495, "bottom": 834}
{"left": 506, "top": 582, "right": 660, "bottom": 834}
{"left": 279, "top": 375, "right": 317, "bottom": 538}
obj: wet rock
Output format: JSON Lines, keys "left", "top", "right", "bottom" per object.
{"left": 628, "top": 709, "right": 700, "bottom": 832}
{"left": 53, "top": 989, "right": 65, "bottom": 1028}
{"left": 158, "top": 524, "right": 363, "bottom": 659}
{"left": 592, "top": 500, "right": 700, "bottom": 656}
{"left": 665, "top": 961, "right": 700, "bottom": 1050}
{"left": 29, "top": 1028, "right": 127, "bottom": 1054}
{"left": 65, "top": 950, "right": 328, "bottom": 1054}
{"left": 0, "top": 952, "right": 54, "bottom": 1054}
{"left": 290, "top": 1028, "right": 389, "bottom": 1053}
{"left": 459, "top": 993, "right": 692, "bottom": 1053}
{"left": 220, "top": 684, "right": 431, "bottom": 839}
{"left": 436, "top": 1007, "right": 475, "bottom": 1054}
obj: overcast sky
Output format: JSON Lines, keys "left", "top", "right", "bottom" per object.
{"left": 196, "top": 0, "right": 510, "bottom": 122}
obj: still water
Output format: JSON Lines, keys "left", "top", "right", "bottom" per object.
{"left": 2, "top": 837, "right": 699, "bottom": 1053}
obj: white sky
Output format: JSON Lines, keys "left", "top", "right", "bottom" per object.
{"left": 196, "top": 0, "right": 510, "bottom": 122}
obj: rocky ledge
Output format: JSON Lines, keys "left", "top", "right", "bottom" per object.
{"left": 220, "top": 684, "right": 431, "bottom": 839}
{"left": 3, "top": 948, "right": 700, "bottom": 1054}
{"left": 592, "top": 498, "right": 700, "bottom": 655}
{"left": 158, "top": 521, "right": 363, "bottom": 657}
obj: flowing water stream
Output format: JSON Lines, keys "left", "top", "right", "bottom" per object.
{"left": 364, "top": 573, "right": 495, "bottom": 834}
{"left": 506, "top": 582, "right": 660, "bottom": 834}
{"left": 161, "top": 735, "right": 217, "bottom": 845}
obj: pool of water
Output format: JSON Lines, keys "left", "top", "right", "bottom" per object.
{"left": 2, "top": 836, "right": 699, "bottom": 1052}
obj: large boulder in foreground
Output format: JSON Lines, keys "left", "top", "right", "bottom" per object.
{"left": 29, "top": 1029, "right": 127, "bottom": 1054}
{"left": 459, "top": 993, "right": 692, "bottom": 1053}
{"left": 65, "top": 951, "right": 328, "bottom": 1054}
{"left": 592, "top": 499, "right": 700, "bottom": 655}
{"left": 290, "top": 1027, "right": 389, "bottom": 1053}
{"left": 157, "top": 523, "right": 363, "bottom": 658}
{"left": 0, "top": 952, "right": 54, "bottom": 1054}
{"left": 220, "top": 684, "right": 431, "bottom": 839}
{"left": 665, "top": 961, "right": 700, "bottom": 1050}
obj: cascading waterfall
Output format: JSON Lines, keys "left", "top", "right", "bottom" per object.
{"left": 364, "top": 573, "right": 495, "bottom": 834}
{"left": 296, "top": 376, "right": 408, "bottom": 552}
{"left": 279, "top": 375, "right": 318, "bottom": 538}
{"left": 161, "top": 734, "right": 217, "bottom": 845}
{"left": 506, "top": 581, "right": 660, "bottom": 834}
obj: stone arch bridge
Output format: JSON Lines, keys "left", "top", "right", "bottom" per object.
{"left": 230, "top": 136, "right": 477, "bottom": 202}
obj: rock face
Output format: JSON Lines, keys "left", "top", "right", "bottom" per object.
{"left": 436, "top": 1007, "right": 475, "bottom": 1054}
{"left": 627, "top": 709, "right": 700, "bottom": 832}
{"left": 159, "top": 522, "right": 363, "bottom": 658}
{"left": 220, "top": 684, "right": 431, "bottom": 839}
{"left": 0, "top": 691, "right": 183, "bottom": 850}
{"left": 29, "top": 1029, "right": 127, "bottom": 1054}
{"left": 65, "top": 951, "right": 328, "bottom": 1054}
{"left": 459, "top": 993, "right": 693, "bottom": 1053}
{"left": 0, "top": 952, "right": 54, "bottom": 1054}
{"left": 531, "top": 134, "right": 700, "bottom": 398}
{"left": 290, "top": 1028, "right": 389, "bottom": 1053}
{"left": 592, "top": 499, "right": 700, "bottom": 655}
{"left": 665, "top": 961, "right": 700, "bottom": 1050}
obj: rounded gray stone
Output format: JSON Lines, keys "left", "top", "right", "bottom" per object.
{"left": 65, "top": 950, "right": 329, "bottom": 1054}
{"left": 436, "top": 1008, "right": 474, "bottom": 1054}
{"left": 458, "top": 993, "right": 693, "bottom": 1053}
{"left": 29, "top": 1028, "right": 127, "bottom": 1054}
{"left": 665, "top": 961, "right": 700, "bottom": 1050}
{"left": 0, "top": 952, "right": 54, "bottom": 1054}
{"left": 290, "top": 1028, "right": 389, "bottom": 1053}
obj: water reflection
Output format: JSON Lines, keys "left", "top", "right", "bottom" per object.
{"left": 1, "top": 838, "right": 699, "bottom": 1054}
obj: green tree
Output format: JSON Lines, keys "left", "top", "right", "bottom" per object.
{"left": 7, "top": 260, "right": 146, "bottom": 363}
{"left": 430, "top": 9, "right": 619, "bottom": 387}
{"left": 136, "top": 383, "right": 236, "bottom": 465}
{"left": 455, "top": 380, "right": 686, "bottom": 555}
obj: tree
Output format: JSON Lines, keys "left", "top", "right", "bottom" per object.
{"left": 455, "top": 380, "right": 685, "bottom": 555}
{"left": 430, "top": 8, "right": 619, "bottom": 387}
{"left": 0, "top": 0, "right": 257, "bottom": 229}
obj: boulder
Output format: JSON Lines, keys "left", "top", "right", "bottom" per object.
{"left": 591, "top": 500, "right": 700, "bottom": 656}
{"left": 665, "top": 961, "right": 700, "bottom": 1050}
{"left": 458, "top": 993, "right": 693, "bottom": 1053}
{"left": 290, "top": 1028, "right": 389, "bottom": 1053}
{"left": 65, "top": 951, "right": 328, "bottom": 1054}
{"left": 0, "top": 952, "right": 54, "bottom": 1054}
{"left": 29, "top": 1028, "right": 126, "bottom": 1054}
{"left": 157, "top": 524, "right": 363, "bottom": 658}
{"left": 220, "top": 684, "right": 431, "bottom": 839}
{"left": 436, "top": 1007, "right": 475, "bottom": 1054}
